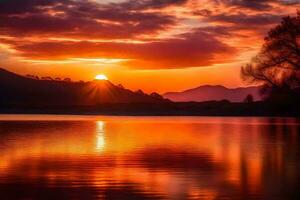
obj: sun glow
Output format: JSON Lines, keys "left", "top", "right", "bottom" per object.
{"left": 95, "top": 74, "right": 108, "bottom": 80}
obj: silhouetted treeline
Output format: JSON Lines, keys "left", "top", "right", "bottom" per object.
{"left": 1, "top": 101, "right": 299, "bottom": 116}
{"left": 0, "top": 68, "right": 167, "bottom": 106}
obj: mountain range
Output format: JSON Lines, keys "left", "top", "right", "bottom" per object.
{"left": 0, "top": 68, "right": 262, "bottom": 106}
{"left": 163, "top": 85, "right": 261, "bottom": 102}
{"left": 0, "top": 68, "right": 166, "bottom": 106}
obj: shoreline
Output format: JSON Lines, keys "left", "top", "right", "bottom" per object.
{"left": 0, "top": 101, "right": 299, "bottom": 117}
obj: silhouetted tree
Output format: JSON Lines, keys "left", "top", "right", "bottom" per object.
{"left": 150, "top": 92, "right": 163, "bottom": 99}
{"left": 26, "top": 74, "right": 40, "bottom": 80}
{"left": 117, "top": 84, "right": 124, "bottom": 89}
{"left": 135, "top": 89, "right": 145, "bottom": 95}
{"left": 244, "top": 94, "right": 254, "bottom": 103}
{"left": 26, "top": 74, "right": 34, "bottom": 79}
{"left": 41, "top": 76, "right": 53, "bottom": 80}
{"left": 64, "top": 78, "right": 71, "bottom": 82}
{"left": 241, "top": 11, "right": 300, "bottom": 101}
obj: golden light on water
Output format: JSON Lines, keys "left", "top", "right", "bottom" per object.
{"left": 96, "top": 121, "right": 105, "bottom": 151}
{"left": 0, "top": 117, "right": 299, "bottom": 199}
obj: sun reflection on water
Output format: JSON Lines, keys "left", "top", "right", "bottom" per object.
{"left": 96, "top": 121, "right": 105, "bottom": 152}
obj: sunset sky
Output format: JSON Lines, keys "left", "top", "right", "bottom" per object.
{"left": 0, "top": 0, "right": 299, "bottom": 93}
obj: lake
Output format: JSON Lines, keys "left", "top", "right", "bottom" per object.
{"left": 0, "top": 115, "right": 299, "bottom": 200}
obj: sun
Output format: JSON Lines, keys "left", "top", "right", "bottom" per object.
{"left": 95, "top": 74, "right": 108, "bottom": 80}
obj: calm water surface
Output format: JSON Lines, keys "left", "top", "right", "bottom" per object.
{"left": 0, "top": 115, "right": 299, "bottom": 200}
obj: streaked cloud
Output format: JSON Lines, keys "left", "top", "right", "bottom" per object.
{"left": 0, "top": 0, "right": 298, "bottom": 70}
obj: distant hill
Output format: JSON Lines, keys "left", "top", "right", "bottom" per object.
{"left": 0, "top": 68, "right": 167, "bottom": 106}
{"left": 163, "top": 85, "right": 261, "bottom": 102}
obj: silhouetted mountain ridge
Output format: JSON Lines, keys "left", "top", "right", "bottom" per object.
{"left": 163, "top": 85, "right": 261, "bottom": 102}
{"left": 0, "top": 68, "right": 167, "bottom": 106}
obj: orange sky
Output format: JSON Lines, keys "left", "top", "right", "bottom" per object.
{"left": 0, "top": 0, "right": 299, "bottom": 93}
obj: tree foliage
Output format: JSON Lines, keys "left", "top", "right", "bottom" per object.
{"left": 241, "top": 11, "right": 300, "bottom": 96}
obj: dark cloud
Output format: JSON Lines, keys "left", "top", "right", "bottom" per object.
{"left": 0, "top": 12, "right": 173, "bottom": 39}
{"left": 279, "top": 0, "right": 300, "bottom": 5}
{"left": 0, "top": 0, "right": 67, "bottom": 15}
{"left": 214, "top": 0, "right": 274, "bottom": 11}
{"left": 0, "top": 0, "right": 178, "bottom": 39}
{"left": 208, "top": 13, "right": 282, "bottom": 26}
{"left": 194, "top": 26, "right": 236, "bottom": 37}
{"left": 214, "top": 0, "right": 300, "bottom": 10}
{"left": 12, "top": 29, "right": 236, "bottom": 69}
{"left": 116, "top": 0, "right": 188, "bottom": 10}
{"left": 194, "top": 11, "right": 282, "bottom": 39}
{"left": 0, "top": 0, "right": 187, "bottom": 16}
